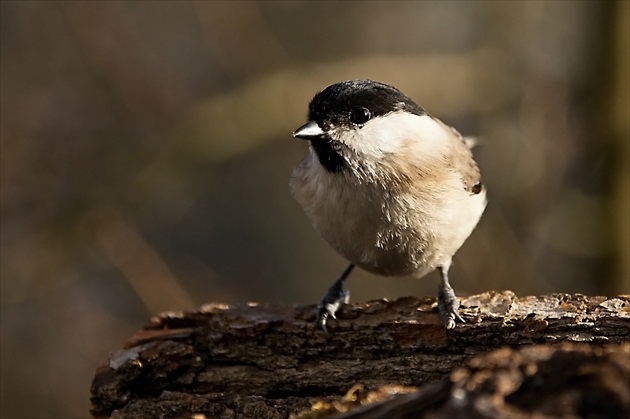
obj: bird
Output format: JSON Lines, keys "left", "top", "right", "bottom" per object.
{"left": 289, "top": 79, "right": 487, "bottom": 334}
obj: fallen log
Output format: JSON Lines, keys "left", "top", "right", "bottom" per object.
{"left": 90, "top": 291, "right": 630, "bottom": 418}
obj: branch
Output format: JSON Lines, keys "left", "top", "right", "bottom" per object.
{"left": 90, "top": 292, "right": 630, "bottom": 418}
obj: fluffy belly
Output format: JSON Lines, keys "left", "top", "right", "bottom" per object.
{"left": 312, "top": 202, "right": 441, "bottom": 278}
{"left": 323, "top": 193, "right": 485, "bottom": 278}
{"left": 291, "top": 157, "right": 486, "bottom": 279}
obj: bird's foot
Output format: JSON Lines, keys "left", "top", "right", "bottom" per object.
{"left": 316, "top": 282, "right": 350, "bottom": 336}
{"left": 438, "top": 283, "right": 465, "bottom": 330}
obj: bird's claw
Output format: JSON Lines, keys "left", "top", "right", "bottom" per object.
{"left": 442, "top": 309, "right": 466, "bottom": 330}
{"left": 316, "top": 288, "right": 350, "bottom": 336}
{"left": 438, "top": 280, "right": 465, "bottom": 330}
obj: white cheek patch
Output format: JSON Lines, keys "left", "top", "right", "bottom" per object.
{"left": 336, "top": 112, "right": 452, "bottom": 159}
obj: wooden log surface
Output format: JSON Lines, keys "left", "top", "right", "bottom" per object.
{"left": 90, "top": 292, "right": 630, "bottom": 418}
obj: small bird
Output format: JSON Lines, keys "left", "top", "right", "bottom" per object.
{"left": 290, "top": 80, "right": 486, "bottom": 334}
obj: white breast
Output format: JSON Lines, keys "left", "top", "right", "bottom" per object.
{"left": 290, "top": 113, "right": 487, "bottom": 278}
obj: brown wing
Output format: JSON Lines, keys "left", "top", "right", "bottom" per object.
{"left": 434, "top": 117, "right": 484, "bottom": 195}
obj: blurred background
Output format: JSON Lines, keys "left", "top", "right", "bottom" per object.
{"left": 1, "top": 1, "right": 628, "bottom": 417}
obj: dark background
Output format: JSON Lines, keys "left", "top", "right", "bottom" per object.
{"left": 1, "top": 1, "right": 628, "bottom": 417}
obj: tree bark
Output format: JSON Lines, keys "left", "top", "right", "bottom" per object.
{"left": 90, "top": 292, "right": 630, "bottom": 418}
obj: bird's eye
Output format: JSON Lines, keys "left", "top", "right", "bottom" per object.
{"left": 349, "top": 107, "right": 371, "bottom": 125}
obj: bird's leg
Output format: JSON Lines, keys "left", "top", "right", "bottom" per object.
{"left": 316, "top": 263, "right": 354, "bottom": 335}
{"left": 437, "top": 266, "right": 465, "bottom": 329}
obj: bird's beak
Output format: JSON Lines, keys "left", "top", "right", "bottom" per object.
{"left": 293, "top": 121, "right": 325, "bottom": 140}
